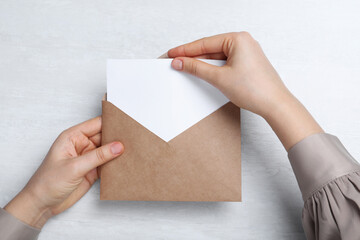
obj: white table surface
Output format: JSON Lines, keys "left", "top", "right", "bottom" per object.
{"left": 1, "top": 1, "right": 360, "bottom": 239}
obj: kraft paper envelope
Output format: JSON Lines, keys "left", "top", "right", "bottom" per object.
{"left": 100, "top": 59, "right": 241, "bottom": 202}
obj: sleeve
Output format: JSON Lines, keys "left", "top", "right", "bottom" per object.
{"left": 0, "top": 207, "right": 40, "bottom": 240}
{"left": 288, "top": 133, "right": 360, "bottom": 240}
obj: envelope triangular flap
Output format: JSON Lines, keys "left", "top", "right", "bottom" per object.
{"left": 107, "top": 59, "right": 229, "bottom": 142}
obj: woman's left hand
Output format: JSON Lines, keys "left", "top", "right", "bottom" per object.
{"left": 4, "top": 116, "right": 124, "bottom": 229}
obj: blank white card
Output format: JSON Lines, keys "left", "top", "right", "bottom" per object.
{"left": 107, "top": 59, "right": 229, "bottom": 142}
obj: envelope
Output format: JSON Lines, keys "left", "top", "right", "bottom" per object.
{"left": 100, "top": 59, "right": 241, "bottom": 202}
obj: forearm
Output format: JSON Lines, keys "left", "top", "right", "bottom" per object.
{"left": 263, "top": 91, "right": 324, "bottom": 151}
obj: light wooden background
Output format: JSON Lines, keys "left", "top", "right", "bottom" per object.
{"left": 1, "top": 0, "right": 359, "bottom": 239}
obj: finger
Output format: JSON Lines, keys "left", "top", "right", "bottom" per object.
{"left": 171, "top": 57, "right": 222, "bottom": 87}
{"left": 89, "top": 133, "right": 101, "bottom": 147}
{"left": 69, "top": 116, "right": 102, "bottom": 137}
{"left": 74, "top": 141, "right": 124, "bottom": 176}
{"left": 76, "top": 138, "right": 96, "bottom": 155}
{"left": 84, "top": 168, "right": 99, "bottom": 184}
{"left": 157, "top": 52, "right": 169, "bottom": 58}
{"left": 195, "top": 52, "right": 227, "bottom": 60}
{"left": 168, "top": 33, "right": 228, "bottom": 58}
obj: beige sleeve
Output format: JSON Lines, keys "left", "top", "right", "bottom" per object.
{"left": 0, "top": 207, "right": 40, "bottom": 240}
{"left": 288, "top": 133, "right": 360, "bottom": 240}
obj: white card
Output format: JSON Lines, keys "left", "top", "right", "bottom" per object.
{"left": 107, "top": 59, "right": 229, "bottom": 142}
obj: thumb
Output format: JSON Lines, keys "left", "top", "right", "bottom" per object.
{"left": 171, "top": 57, "right": 222, "bottom": 87}
{"left": 74, "top": 142, "right": 124, "bottom": 176}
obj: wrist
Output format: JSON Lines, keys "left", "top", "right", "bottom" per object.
{"left": 263, "top": 92, "right": 324, "bottom": 151}
{"left": 4, "top": 189, "right": 52, "bottom": 229}
{"left": 260, "top": 88, "right": 296, "bottom": 120}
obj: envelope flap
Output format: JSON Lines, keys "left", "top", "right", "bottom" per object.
{"left": 107, "top": 59, "right": 229, "bottom": 142}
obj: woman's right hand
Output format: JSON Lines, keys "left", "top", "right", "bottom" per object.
{"left": 168, "top": 32, "right": 292, "bottom": 118}
{"left": 168, "top": 32, "right": 323, "bottom": 150}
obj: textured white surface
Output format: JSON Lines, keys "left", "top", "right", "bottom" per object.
{"left": 107, "top": 59, "right": 228, "bottom": 142}
{"left": 0, "top": 0, "right": 360, "bottom": 239}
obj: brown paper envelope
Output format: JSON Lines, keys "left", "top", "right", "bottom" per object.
{"left": 100, "top": 100, "right": 241, "bottom": 202}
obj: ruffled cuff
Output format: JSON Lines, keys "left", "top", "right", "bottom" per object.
{"left": 0, "top": 207, "right": 40, "bottom": 240}
{"left": 288, "top": 133, "right": 360, "bottom": 201}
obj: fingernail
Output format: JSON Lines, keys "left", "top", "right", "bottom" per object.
{"left": 158, "top": 52, "right": 168, "bottom": 58}
{"left": 172, "top": 59, "right": 183, "bottom": 70}
{"left": 110, "top": 142, "right": 123, "bottom": 155}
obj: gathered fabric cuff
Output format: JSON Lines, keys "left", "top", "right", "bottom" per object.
{"left": 288, "top": 133, "right": 360, "bottom": 201}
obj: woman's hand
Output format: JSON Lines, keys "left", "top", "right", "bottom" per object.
{"left": 4, "top": 117, "right": 124, "bottom": 229}
{"left": 168, "top": 32, "right": 323, "bottom": 150}
{"left": 168, "top": 32, "right": 289, "bottom": 117}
